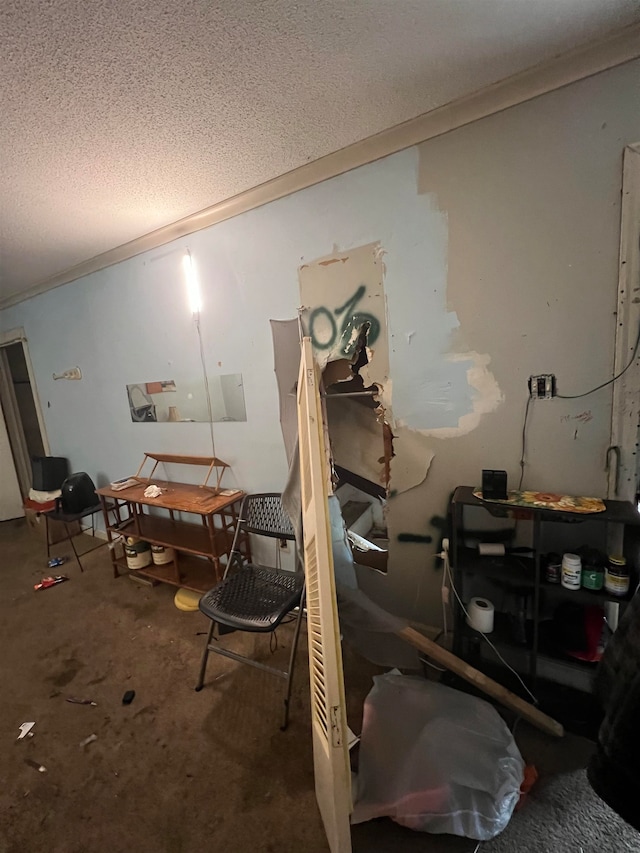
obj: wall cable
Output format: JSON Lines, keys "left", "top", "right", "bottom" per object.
{"left": 441, "top": 551, "right": 449, "bottom": 641}
{"left": 444, "top": 557, "right": 539, "bottom": 706}
{"left": 194, "top": 312, "right": 217, "bottom": 459}
{"left": 518, "top": 317, "right": 640, "bottom": 485}
{"left": 556, "top": 318, "right": 640, "bottom": 399}
{"left": 518, "top": 395, "right": 532, "bottom": 490}
{"left": 438, "top": 542, "right": 537, "bottom": 703}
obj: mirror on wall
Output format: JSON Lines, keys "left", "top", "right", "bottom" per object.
{"left": 126, "top": 375, "right": 247, "bottom": 423}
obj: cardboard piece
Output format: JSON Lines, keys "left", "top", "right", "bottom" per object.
{"left": 24, "top": 506, "right": 81, "bottom": 544}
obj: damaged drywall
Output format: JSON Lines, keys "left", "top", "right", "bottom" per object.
{"left": 299, "top": 242, "right": 391, "bottom": 408}
{"left": 300, "top": 241, "right": 436, "bottom": 496}
{"left": 325, "top": 395, "right": 386, "bottom": 487}
{"left": 298, "top": 227, "right": 503, "bottom": 497}
{"left": 390, "top": 425, "right": 435, "bottom": 495}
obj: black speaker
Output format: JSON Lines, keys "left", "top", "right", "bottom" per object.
{"left": 31, "top": 456, "right": 69, "bottom": 492}
{"left": 482, "top": 469, "right": 508, "bottom": 501}
{"left": 60, "top": 473, "right": 97, "bottom": 514}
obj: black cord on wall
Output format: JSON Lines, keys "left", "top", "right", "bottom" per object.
{"left": 518, "top": 318, "right": 640, "bottom": 488}
{"left": 556, "top": 322, "right": 640, "bottom": 400}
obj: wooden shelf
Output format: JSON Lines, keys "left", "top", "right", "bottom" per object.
{"left": 98, "top": 471, "right": 245, "bottom": 589}
{"left": 114, "top": 555, "right": 217, "bottom": 593}
{"left": 110, "top": 515, "right": 230, "bottom": 558}
{"left": 97, "top": 480, "right": 242, "bottom": 515}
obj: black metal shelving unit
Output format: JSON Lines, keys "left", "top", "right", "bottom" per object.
{"left": 451, "top": 485, "right": 639, "bottom": 693}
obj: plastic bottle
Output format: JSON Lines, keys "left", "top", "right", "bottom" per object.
{"left": 561, "top": 553, "right": 582, "bottom": 590}
{"left": 605, "top": 555, "right": 630, "bottom": 598}
{"left": 581, "top": 556, "right": 604, "bottom": 591}
{"left": 545, "top": 552, "right": 562, "bottom": 584}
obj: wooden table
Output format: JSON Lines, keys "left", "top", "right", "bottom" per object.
{"left": 96, "top": 481, "right": 248, "bottom": 593}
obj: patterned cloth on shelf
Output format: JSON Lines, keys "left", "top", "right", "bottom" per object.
{"left": 472, "top": 489, "right": 606, "bottom": 514}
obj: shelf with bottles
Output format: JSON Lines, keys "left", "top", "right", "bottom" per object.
{"left": 451, "top": 484, "right": 639, "bottom": 691}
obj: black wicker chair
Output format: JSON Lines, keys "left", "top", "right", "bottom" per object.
{"left": 195, "top": 493, "right": 305, "bottom": 730}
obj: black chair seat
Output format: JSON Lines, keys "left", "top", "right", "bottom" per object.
{"left": 45, "top": 503, "right": 103, "bottom": 524}
{"left": 199, "top": 565, "right": 304, "bottom": 632}
{"left": 195, "top": 492, "right": 305, "bottom": 730}
{"left": 43, "top": 499, "right": 105, "bottom": 572}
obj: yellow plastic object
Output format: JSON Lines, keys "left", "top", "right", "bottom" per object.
{"left": 174, "top": 588, "right": 202, "bottom": 612}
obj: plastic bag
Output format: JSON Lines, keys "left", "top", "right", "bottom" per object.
{"left": 351, "top": 671, "right": 524, "bottom": 840}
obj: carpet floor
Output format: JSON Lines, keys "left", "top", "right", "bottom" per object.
{"left": 483, "top": 768, "right": 639, "bottom": 853}
{"left": 1, "top": 518, "right": 637, "bottom": 852}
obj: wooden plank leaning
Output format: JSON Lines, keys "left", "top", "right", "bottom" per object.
{"left": 398, "top": 626, "right": 564, "bottom": 738}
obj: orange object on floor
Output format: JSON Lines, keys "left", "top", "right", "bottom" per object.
{"left": 516, "top": 765, "right": 539, "bottom": 810}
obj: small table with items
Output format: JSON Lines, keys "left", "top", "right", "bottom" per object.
{"left": 96, "top": 479, "right": 249, "bottom": 593}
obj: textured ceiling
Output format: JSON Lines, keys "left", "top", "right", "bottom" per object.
{"left": 2, "top": 0, "right": 640, "bottom": 304}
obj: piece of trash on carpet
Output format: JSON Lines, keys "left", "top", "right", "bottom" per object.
{"left": 24, "top": 759, "right": 46, "bottom": 773}
{"left": 47, "top": 557, "right": 67, "bottom": 568}
{"left": 17, "top": 722, "right": 36, "bottom": 740}
{"left": 516, "top": 764, "right": 539, "bottom": 810}
{"left": 79, "top": 733, "right": 98, "bottom": 748}
{"left": 122, "top": 690, "right": 136, "bottom": 705}
{"left": 34, "top": 575, "right": 69, "bottom": 591}
{"left": 66, "top": 697, "right": 97, "bottom": 706}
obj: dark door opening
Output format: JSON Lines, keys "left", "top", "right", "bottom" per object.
{"left": 0, "top": 340, "right": 47, "bottom": 497}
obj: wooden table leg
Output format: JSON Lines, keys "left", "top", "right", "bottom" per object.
{"left": 99, "top": 497, "right": 119, "bottom": 579}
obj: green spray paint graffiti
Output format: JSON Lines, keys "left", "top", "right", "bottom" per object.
{"left": 308, "top": 285, "right": 381, "bottom": 357}
{"left": 397, "top": 533, "right": 433, "bottom": 544}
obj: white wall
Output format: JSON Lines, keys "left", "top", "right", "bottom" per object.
{"left": 2, "top": 59, "right": 640, "bottom": 622}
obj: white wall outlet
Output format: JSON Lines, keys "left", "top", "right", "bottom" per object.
{"left": 528, "top": 374, "right": 556, "bottom": 399}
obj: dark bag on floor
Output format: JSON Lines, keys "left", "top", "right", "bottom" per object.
{"left": 587, "top": 591, "right": 640, "bottom": 831}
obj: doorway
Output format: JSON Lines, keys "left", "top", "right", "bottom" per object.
{"left": 0, "top": 330, "right": 49, "bottom": 517}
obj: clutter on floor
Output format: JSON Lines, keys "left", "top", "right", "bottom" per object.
{"left": 351, "top": 672, "right": 524, "bottom": 841}
{"left": 1, "top": 518, "right": 632, "bottom": 853}
{"left": 174, "top": 587, "right": 201, "bottom": 611}
{"left": 34, "top": 574, "right": 68, "bottom": 590}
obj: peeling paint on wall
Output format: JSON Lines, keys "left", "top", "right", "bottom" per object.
{"left": 416, "top": 351, "right": 503, "bottom": 439}
{"left": 391, "top": 425, "right": 435, "bottom": 494}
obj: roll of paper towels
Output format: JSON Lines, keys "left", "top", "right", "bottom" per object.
{"left": 478, "top": 542, "right": 506, "bottom": 556}
{"left": 466, "top": 597, "right": 495, "bottom": 633}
